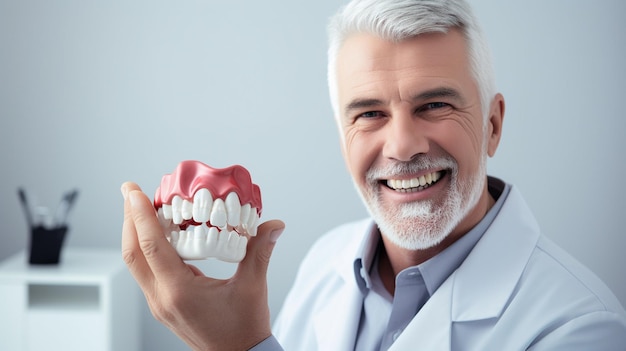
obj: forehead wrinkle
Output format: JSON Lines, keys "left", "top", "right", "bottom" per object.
{"left": 342, "top": 74, "right": 393, "bottom": 115}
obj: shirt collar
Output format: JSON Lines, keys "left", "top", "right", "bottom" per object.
{"left": 353, "top": 176, "right": 511, "bottom": 296}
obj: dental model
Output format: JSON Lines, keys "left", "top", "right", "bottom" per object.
{"left": 153, "top": 160, "right": 262, "bottom": 262}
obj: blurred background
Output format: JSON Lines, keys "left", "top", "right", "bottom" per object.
{"left": 0, "top": 0, "right": 624, "bottom": 349}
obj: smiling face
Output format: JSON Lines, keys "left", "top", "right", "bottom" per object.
{"left": 335, "top": 30, "right": 503, "bottom": 250}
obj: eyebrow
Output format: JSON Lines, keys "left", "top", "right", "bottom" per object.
{"left": 344, "top": 98, "right": 384, "bottom": 116}
{"left": 343, "top": 87, "right": 464, "bottom": 116}
{"left": 412, "top": 87, "right": 464, "bottom": 103}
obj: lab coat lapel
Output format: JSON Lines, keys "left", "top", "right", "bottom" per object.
{"left": 390, "top": 186, "right": 540, "bottom": 349}
{"left": 450, "top": 185, "right": 539, "bottom": 322}
{"left": 313, "top": 220, "right": 372, "bottom": 350}
{"left": 313, "top": 281, "right": 363, "bottom": 350}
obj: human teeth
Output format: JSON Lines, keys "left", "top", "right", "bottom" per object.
{"left": 210, "top": 198, "right": 227, "bottom": 228}
{"left": 172, "top": 196, "right": 183, "bottom": 224}
{"left": 225, "top": 192, "right": 241, "bottom": 227}
{"left": 182, "top": 199, "right": 193, "bottom": 220}
{"left": 386, "top": 171, "right": 442, "bottom": 190}
{"left": 192, "top": 188, "right": 212, "bottom": 223}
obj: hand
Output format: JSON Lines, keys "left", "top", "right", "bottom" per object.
{"left": 121, "top": 182, "right": 285, "bottom": 351}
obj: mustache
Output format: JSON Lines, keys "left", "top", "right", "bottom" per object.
{"left": 365, "top": 155, "right": 456, "bottom": 182}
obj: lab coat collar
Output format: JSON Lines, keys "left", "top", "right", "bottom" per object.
{"left": 389, "top": 184, "right": 541, "bottom": 349}
{"left": 450, "top": 184, "right": 540, "bottom": 321}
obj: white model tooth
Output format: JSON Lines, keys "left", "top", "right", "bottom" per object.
{"left": 178, "top": 229, "right": 195, "bottom": 260}
{"left": 192, "top": 224, "right": 208, "bottom": 257}
{"left": 206, "top": 226, "right": 219, "bottom": 255}
{"left": 171, "top": 196, "right": 183, "bottom": 225}
{"left": 193, "top": 224, "right": 208, "bottom": 241}
{"left": 168, "top": 230, "right": 179, "bottom": 246}
{"left": 425, "top": 173, "right": 433, "bottom": 184}
{"left": 219, "top": 231, "right": 242, "bottom": 262}
{"left": 157, "top": 208, "right": 172, "bottom": 228}
{"left": 227, "top": 231, "right": 239, "bottom": 250}
{"left": 225, "top": 192, "right": 241, "bottom": 227}
{"left": 410, "top": 178, "right": 419, "bottom": 188}
{"left": 162, "top": 204, "right": 173, "bottom": 220}
{"left": 223, "top": 232, "right": 247, "bottom": 263}
{"left": 176, "top": 230, "right": 188, "bottom": 251}
{"left": 210, "top": 198, "right": 227, "bottom": 229}
{"left": 240, "top": 204, "right": 251, "bottom": 229}
{"left": 237, "top": 235, "right": 248, "bottom": 260}
{"left": 192, "top": 188, "right": 212, "bottom": 223}
{"left": 215, "top": 227, "right": 229, "bottom": 253}
{"left": 181, "top": 199, "right": 193, "bottom": 220}
{"left": 162, "top": 221, "right": 179, "bottom": 239}
{"left": 247, "top": 210, "right": 259, "bottom": 237}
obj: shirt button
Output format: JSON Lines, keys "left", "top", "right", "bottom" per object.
{"left": 392, "top": 330, "right": 403, "bottom": 341}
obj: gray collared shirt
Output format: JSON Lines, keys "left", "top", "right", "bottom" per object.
{"left": 354, "top": 177, "right": 510, "bottom": 350}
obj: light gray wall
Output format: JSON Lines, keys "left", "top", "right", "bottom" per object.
{"left": 0, "top": 1, "right": 623, "bottom": 350}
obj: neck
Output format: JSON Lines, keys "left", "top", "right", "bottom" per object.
{"left": 377, "top": 188, "right": 496, "bottom": 296}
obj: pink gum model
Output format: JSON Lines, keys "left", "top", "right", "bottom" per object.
{"left": 154, "top": 160, "right": 262, "bottom": 262}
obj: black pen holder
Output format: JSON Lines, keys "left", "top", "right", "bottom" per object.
{"left": 29, "top": 225, "right": 68, "bottom": 264}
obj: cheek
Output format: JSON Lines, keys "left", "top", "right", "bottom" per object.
{"left": 432, "top": 120, "right": 485, "bottom": 172}
{"left": 342, "top": 128, "right": 378, "bottom": 182}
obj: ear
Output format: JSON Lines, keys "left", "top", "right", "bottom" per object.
{"left": 486, "top": 93, "right": 505, "bottom": 157}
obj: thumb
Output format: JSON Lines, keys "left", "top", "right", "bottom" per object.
{"left": 237, "top": 219, "right": 285, "bottom": 281}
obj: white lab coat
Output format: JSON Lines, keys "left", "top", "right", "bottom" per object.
{"left": 273, "top": 185, "right": 626, "bottom": 350}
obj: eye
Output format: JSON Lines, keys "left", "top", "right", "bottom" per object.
{"left": 419, "top": 102, "right": 450, "bottom": 111}
{"left": 357, "top": 111, "right": 384, "bottom": 119}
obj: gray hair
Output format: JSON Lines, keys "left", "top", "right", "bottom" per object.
{"left": 327, "top": 0, "right": 496, "bottom": 121}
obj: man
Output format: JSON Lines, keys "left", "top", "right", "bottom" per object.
{"left": 121, "top": 0, "right": 626, "bottom": 350}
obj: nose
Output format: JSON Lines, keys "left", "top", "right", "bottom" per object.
{"left": 382, "top": 114, "right": 429, "bottom": 162}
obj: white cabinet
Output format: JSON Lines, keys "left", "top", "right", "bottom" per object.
{"left": 0, "top": 248, "right": 140, "bottom": 351}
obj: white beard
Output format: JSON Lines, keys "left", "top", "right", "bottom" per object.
{"left": 357, "top": 154, "right": 486, "bottom": 250}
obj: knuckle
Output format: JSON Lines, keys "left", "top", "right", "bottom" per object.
{"left": 121, "top": 248, "right": 138, "bottom": 268}
{"left": 255, "top": 243, "right": 275, "bottom": 267}
{"left": 139, "top": 237, "right": 161, "bottom": 259}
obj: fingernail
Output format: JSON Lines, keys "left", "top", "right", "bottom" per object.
{"left": 269, "top": 227, "right": 284, "bottom": 243}
{"left": 128, "top": 190, "right": 140, "bottom": 207}
{"left": 120, "top": 183, "right": 129, "bottom": 199}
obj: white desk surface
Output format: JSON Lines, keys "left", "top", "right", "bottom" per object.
{"left": 0, "top": 248, "right": 125, "bottom": 285}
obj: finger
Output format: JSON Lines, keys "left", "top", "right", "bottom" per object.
{"left": 237, "top": 219, "right": 285, "bottom": 281}
{"left": 121, "top": 182, "right": 155, "bottom": 288}
{"left": 127, "top": 189, "right": 191, "bottom": 284}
